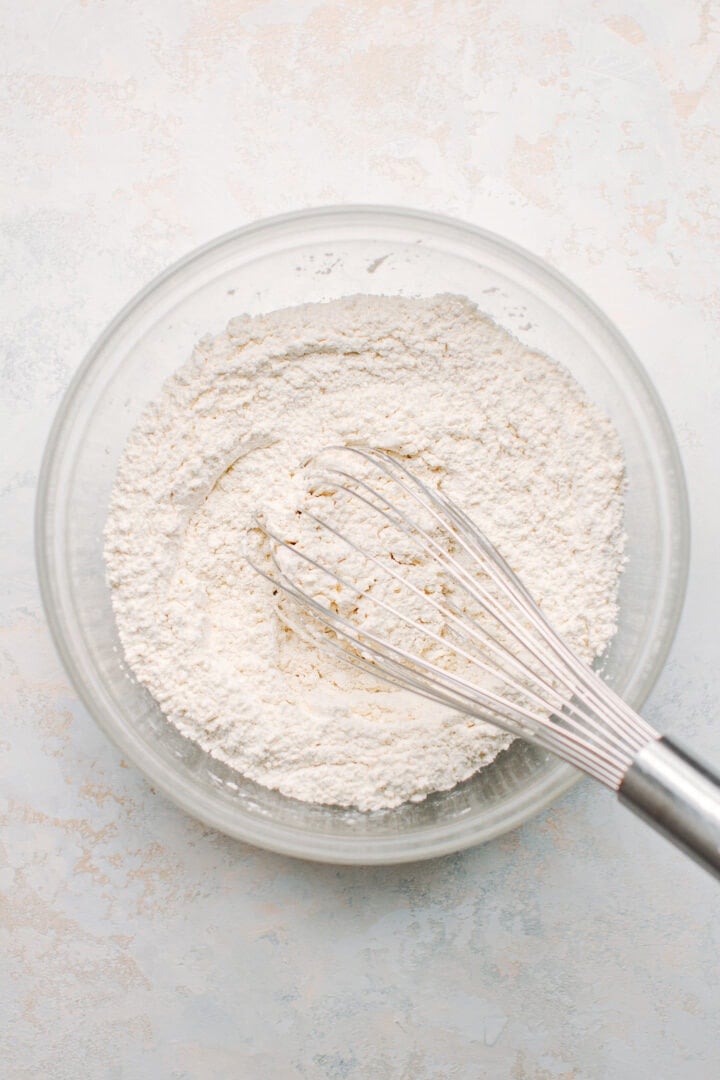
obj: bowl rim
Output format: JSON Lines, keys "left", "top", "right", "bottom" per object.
{"left": 35, "top": 203, "right": 691, "bottom": 863}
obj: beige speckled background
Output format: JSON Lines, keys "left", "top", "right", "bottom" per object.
{"left": 3, "top": 2, "right": 720, "bottom": 1077}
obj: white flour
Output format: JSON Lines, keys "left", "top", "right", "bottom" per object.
{"left": 105, "top": 294, "right": 625, "bottom": 811}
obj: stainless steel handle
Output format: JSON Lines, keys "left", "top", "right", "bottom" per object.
{"left": 619, "top": 736, "right": 720, "bottom": 880}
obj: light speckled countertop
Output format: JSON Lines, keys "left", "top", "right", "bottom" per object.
{"left": 3, "top": 2, "right": 720, "bottom": 1077}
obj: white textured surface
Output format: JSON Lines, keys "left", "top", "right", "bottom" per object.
{"left": 2, "top": 2, "right": 719, "bottom": 1076}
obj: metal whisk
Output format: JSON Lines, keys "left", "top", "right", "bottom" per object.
{"left": 250, "top": 446, "right": 720, "bottom": 879}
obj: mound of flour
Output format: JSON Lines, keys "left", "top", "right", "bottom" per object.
{"left": 104, "top": 294, "right": 625, "bottom": 811}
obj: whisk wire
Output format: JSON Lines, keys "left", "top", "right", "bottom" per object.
{"left": 307, "top": 460, "right": 651, "bottom": 762}
{"left": 251, "top": 446, "right": 658, "bottom": 789}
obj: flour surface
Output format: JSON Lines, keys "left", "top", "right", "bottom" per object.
{"left": 105, "top": 294, "right": 625, "bottom": 811}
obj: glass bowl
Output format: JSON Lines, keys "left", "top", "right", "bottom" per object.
{"left": 36, "top": 206, "right": 689, "bottom": 864}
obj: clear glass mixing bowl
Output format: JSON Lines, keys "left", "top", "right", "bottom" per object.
{"left": 36, "top": 206, "right": 689, "bottom": 864}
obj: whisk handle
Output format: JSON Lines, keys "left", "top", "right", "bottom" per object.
{"left": 619, "top": 737, "right": 720, "bottom": 880}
